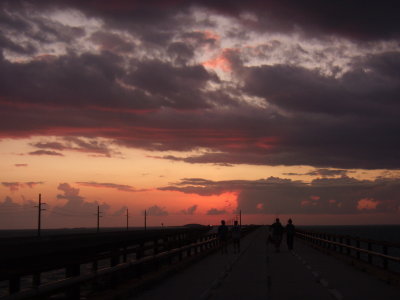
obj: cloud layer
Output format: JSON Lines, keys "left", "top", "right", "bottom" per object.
{"left": 1, "top": 0, "right": 400, "bottom": 171}
{"left": 160, "top": 176, "right": 400, "bottom": 215}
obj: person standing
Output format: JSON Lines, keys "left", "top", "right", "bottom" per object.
{"left": 270, "top": 218, "right": 284, "bottom": 252}
{"left": 218, "top": 220, "right": 229, "bottom": 254}
{"left": 231, "top": 220, "right": 241, "bottom": 254}
{"left": 286, "top": 218, "right": 295, "bottom": 250}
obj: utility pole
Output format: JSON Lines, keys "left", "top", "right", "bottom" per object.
{"left": 239, "top": 209, "right": 242, "bottom": 227}
{"left": 126, "top": 208, "right": 129, "bottom": 231}
{"left": 144, "top": 209, "right": 147, "bottom": 231}
{"left": 96, "top": 205, "right": 102, "bottom": 233}
{"left": 35, "top": 194, "right": 46, "bottom": 237}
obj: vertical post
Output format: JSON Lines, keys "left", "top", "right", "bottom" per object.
{"left": 126, "top": 208, "right": 129, "bottom": 231}
{"left": 144, "top": 209, "right": 147, "bottom": 231}
{"left": 96, "top": 206, "right": 102, "bottom": 233}
{"left": 239, "top": 209, "right": 242, "bottom": 227}
{"left": 38, "top": 194, "right": 42, "bottom": 237}
{"left": 36, "top": 194, "right": 46, "bottom": 237}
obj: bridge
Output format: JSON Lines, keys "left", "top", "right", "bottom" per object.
{"left": 1, "top": 226, "right": 399, "bottom": 299}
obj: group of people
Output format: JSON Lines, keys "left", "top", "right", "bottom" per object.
{"left": 217, "top": 217, "right": 296, "bottom": 254}
{"left": 269, "top": 218, "right": 295, "bottom": 252}
{"left": 217, "top": 220, "right": 241, "bottom": 254}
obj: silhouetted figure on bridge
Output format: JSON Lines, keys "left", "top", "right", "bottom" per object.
{"left": 231, "top": 220, "right": 241, "bottom": 254}
{"left": 218, "top": 220, "right": 228, "bottom": 254}
{"left": 270, "top": 218, "right": 284, "bottom": 252}
{"left": 286, "top": 218, "right": 295, "bottom": 250}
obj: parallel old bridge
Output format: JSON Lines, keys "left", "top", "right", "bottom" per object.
{"left": 1, "top": 226, "right": 400, "bottom": 300}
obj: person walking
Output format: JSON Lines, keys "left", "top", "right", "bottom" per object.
{"left": 218, "top": 220, "right": 229, "bottom": 254}
{"left": 286, "top": 218, "right": 295, "bottom": 250}
{"left": 270, "top": 218, "right": 284, "bottom": 252}
{"left": 231, "top": 220, "right": 241, "bottom": 254}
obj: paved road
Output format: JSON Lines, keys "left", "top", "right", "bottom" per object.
{"left": 132, "top": 227, "right": 400, "bottom": 300}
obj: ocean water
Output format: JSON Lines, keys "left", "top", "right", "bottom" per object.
{"left": 0, "top": 226, "right": 166, "bottom": 238}
{"left": 298, "top": 225, "right": 400, "bottom": 244}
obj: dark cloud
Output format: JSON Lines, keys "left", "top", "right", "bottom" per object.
{"left": 283, "top": 168, "right": 351, "bottom": 177}
{"left": 193, "top": 0, "right": 400, "bottom": 41}
{"left": 146, "top": 205, "right": 168, "bottom": 216}
{"left": 54, "top": 183, "right": 110, "bottom": 216}
{"left": 76, "top": 181, "right": 144, "bottom": 192}
{"left": 112, "top": 206, "right": 128, "bottom": 216}
{"left": 28, "top": 150, "right": 64, "bottom": 156}
{"left": 206, "top": 208, "right": 227, "bottom": 215}
{"left": 19, "top": 0, "right": 398, "bottom": 41}
{"left": 1, "top": 181, "right": 44, "bottom": 191}
{"left": 123, "top": 59, "right": 218, "bottom": 110}
{"left": 180, "top": 204, "right": 198, "bottom": 215}
{"left": 14, "top": 163, "right": 28, "bottom": 167}
{"left": 30, "top": 137, "right": 119, "bottom": 157}
{"left": 0, "top": 196, "right": 36, "bottom": 228}
{"left": 0, "top": 0, "right": 399, "bottom": 171}
{"left": 160, "top": 176, "right": 400, "bottom": 215}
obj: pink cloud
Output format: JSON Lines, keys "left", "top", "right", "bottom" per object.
{"left": 357, "top": 198, "right": 380, "bottom": 211}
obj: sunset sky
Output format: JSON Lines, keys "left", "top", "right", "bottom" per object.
{"left": 1, "top": 0, "right": 400, "bottom": 229}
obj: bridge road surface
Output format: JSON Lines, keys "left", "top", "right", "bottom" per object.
{"left": 132, "top": 227, "right": 400, "bottom": 300}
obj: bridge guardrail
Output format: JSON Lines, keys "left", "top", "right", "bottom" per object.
{"left": 0, "top": 226, "right": 257, "bottom": 300}
{"left": 296, "top": 229, "right": 400, "bottom": 283}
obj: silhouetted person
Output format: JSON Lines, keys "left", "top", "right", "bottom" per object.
{"left": 218, "top": 220, "right": 229, "bottom": 254}
{"left": 286, "top": 218, "right": 295, "bottom": 250}
{"left": 231, "top": 220, "right": 241, "bottom": 254}
{"left": 270, "top": 218, "right": 284, "bottom": 252}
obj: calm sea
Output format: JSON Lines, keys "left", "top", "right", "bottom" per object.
{"left": 0, "top": 227, "right": 163, "bottom": 238}
{"left": 298, "top": 225, "right": 400, "bottom": 244}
